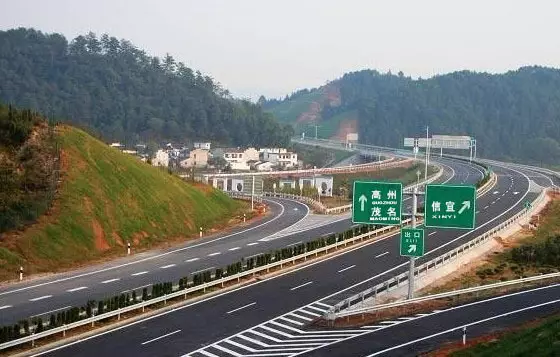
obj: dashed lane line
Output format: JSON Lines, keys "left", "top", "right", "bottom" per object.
{"left": 131, "top": 271, "right": 149, "bottom": 276}
{"left": 100, "top": 278, "right": 120, "bottom": 284}
{"left": 208, "top": 252, "right": 221, "bottom": 257}
{"left": 226, "top": 302, "right": 256, "bottom": 314}
{"left": 375, "top": 252, "right": 389, "bottom": 258}
{"left": 66, "top": 286, "right": 88, "bottom": 292}
{"left": 290, "top": 281, "right": 313, "bottom": 291}
{"left": 185, "top": 258, "right": 199, "bottom": 263}
{"left": 29, "top": 295, "right": 52, "bottom": 302}
{"left": 160, "top": 264, "right": 176, "bottom": 269}
{"left": 428, "top": 232, "right": 437, "bottom": 236}
{"left": 228, "top": 247, "right": 241, "bottom": 251}
{"left": 337, "top": 265, "right": 356, "bottom": 273}
{"left": 141, "top": 329, "right": 181, "bottom": 345}
{"left": 0, "top": 305, "right": 12, "bottom": 310}
{"left": 247, "top": 242, "right": 258, "bottom": 246}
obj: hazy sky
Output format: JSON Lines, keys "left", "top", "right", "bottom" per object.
{"left": 2, "top": 0, "right": 559, "bottom": 99}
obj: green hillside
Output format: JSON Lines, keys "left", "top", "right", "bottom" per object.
{"left": 0, "top": 124, "right": 244, "bottom": 280}
{"left": 263, "top": 67, "right": 560, "bottom": 165}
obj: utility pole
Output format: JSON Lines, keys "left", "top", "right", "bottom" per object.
{"left": 407, "top": 186, "right": 418, "bottom": 299}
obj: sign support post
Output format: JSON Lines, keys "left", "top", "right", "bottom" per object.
{"left": 408, "top": 186, "right": 418, "bottom": 299}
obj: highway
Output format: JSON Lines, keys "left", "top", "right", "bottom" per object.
{"left": 29, "top": 158, "right": 536, "bottom": 356}
{"left": 305, "top": 283, "right": 560, "bottom": 356}
{"left": 0, "top": 156, "right": 468, "bottom": 325}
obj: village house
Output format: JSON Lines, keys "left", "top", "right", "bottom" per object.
{"left": 180, "top": 148, "right": 209, "bottom": 168}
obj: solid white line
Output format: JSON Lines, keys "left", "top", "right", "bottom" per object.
{"left": 198, "top": 350, "right": 220, "bottom": 357}
{"left": 314, "top": 302, "right": 332, "bottom": 308}
{"left": 66, "top": 286, "right": 88, "bottom": 292}
{"left": 375, "top": 252, "right": 389, "bottom": 258}
{"left": 121, "top": 284, "right": 151, "bottom": 294}
{"left": 160, "top": 264, "right": 176, "bottom": 269}
{"left": 0, "top": 199, "right": 291, "bottom": 298}
{"left": 428, "top": 232, "right": 436, "bottom": 236}
{"left": 298, "top": 309, "right": 321, "bottom": 317}
{"left": 306, "top": 305, "right": 329, "bottom": 313}
{"left": 379, "top": 320, "right": 399, "bottom": 324}
{"left": 131, "top": 271, "right": 149, "bottom": 276}
{"left": 141, "top": 329, "right": 181, "bottom": 345}
{"left": 287, "top": 241, "right": 303, "bottom": 247}
{"left": 0, "top": 305, "right": 12, "bottom": 310}
{"left": 290, "top": 281, "right": 313, "bottom": 291}
{"left": 228, "top": 247, "right": 241, "bottom": 251}
{"left": 247, "top": 242, "right": 259, "bottom": 246}
{"left": 365, "top": 298, "right": 560, "bottom": 356}
{"left": 30, "top": 305, "right": 71, "bottom": 318}
{"left": 191, "top": 267, "right": 215, "bottom": 275}
{"left": 29, "top": 295, "right": 52, "bottom": 302}
{"left": 226, "top": 302, "right": 256, "bottom": 314}
{"left": 100, "top": 278, "right": 120, "bottom": 284}
{"left": 212, "top": 343, "right": 242, "bottom": 356}
{"left": 338, "top": 265, "right": 356, "bottom": 273}
{"left": 185, "top": 258, "right": 199, "bottom": 263}
{"left": 208, "top": 252, "right": 221, "bottom": 257}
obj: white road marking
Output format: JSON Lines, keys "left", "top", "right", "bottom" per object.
{"left": 226, "top": 302, "right": 256, "bottom": 314}
{"left": 0, "top": 199, "right": 292, "bottom": 298}
{"left": 29, "top": 295, "right": 52, "bottom": 302}
{"left": 278, "top": 316, "right": 305, "bottom": 326}
{"left": 306, "top": 305, "right": 329, "bottom": 313}
{"left": 160, "top": 264, "right": 176, "bottom": 269}
{"left": 228, "top": 247, "right": 241, "bottom": 251}
{"left": 513, "top": 191, "right": 519, "bottom": 195}
{"left": 379, "top": 320, "right": 400, "bottom": 324}
{"left": 476, "top": 210, "right": 480, "bottom": 214}
{"left": 30, "top": 305, "right": 71, "bottom": 318}
{"left": 375, "top": 252, "right": 389, "bottom": 258}
{"left": 247, "top": 242, "right": 258, "bottom": 246}
{"left": 287, "top": 241, "right": 303, "bottom": 247}
{"left": 131, "top": 271, "right": 149, "bottom": 276}
{"left": 428, "top": 232, "right": 436, "bottom": 236}
{"left": 493, "top": 191, "right": 499, "bottom": 194}
{"left": 299, "top": 309, "right": 321, "bottom": 317}
{"left": 208, "top": 252, "right": 221, "bottom": 257}
{"left": 484, "top": 205, "right": 489, "bottom": 209}
{"left": 191, "top": 267, "right": 215, "bottom": 275}
{"left": 100, "top": 278, "right": 120, "bottom": 284}
{"left": 288, "top": 312, "right": 313, "bottom": 321}
{"left": 198, "top": 350, "right": 220, "bottom": 357}
{"left": 338, "top": 265, "right": 356, "bottom": 273}
{"left": 185, "top": 258, "right": 199, "bottom": 263}
{"left": 66, "top": 286, "right": 88, "bottom": 292}
{"left": 290, "top": 281, "right": 313, "bottom": 291}
{"left": 0, "top": 305, "right": 12, "bottom": 310}
{"left": 121, "top": 284, "right": 151, "bottom": 294}
{"left": 141, "top": 329, "right": 181, "bottom": 345}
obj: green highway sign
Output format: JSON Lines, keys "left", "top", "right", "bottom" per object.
{"left": 352, "top": 181, "right": 402, "bottom": 225}
{"left": 425, "top": 184, "right": 476, "bottom": 229}
{"left": 400, "top": 228, "right": 425, "bottom": 257}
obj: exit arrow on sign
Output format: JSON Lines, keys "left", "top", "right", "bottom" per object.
{"left": 359, "top": 194, "right": 367, "bottom": 211}
{"left": 458, "top": 201, "right": 471, "bottom": 214}
{"left": 408, "top": 244, "right": 417, "bottom": 253}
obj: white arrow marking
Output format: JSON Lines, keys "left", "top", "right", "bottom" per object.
{"left": 359, "top": 194, "right": 367, "bottom": 211}
{"left": 408, "top": 245, "right": 417, "bottom": 253}
{"left": 458, "top": 201, "right": 471, "bottom": 214}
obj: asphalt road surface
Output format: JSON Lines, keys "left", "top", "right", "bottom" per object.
{"left": 30, "top": 160, "right": 539, "bottom": 356}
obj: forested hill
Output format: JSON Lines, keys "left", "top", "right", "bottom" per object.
{"left": 262, "top": 67, "right": 560, "bottom": 165}
{"left": 0, "top": 28, "right": 293, "bottom": 146}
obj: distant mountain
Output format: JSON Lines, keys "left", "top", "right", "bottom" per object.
{"left": 0, "top": 28, "right": 293, "bottom": 146}
{"left": 262, "top": 67, "right": 560, "bottom": 165}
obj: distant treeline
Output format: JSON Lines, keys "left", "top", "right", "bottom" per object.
{"left": 0, "top": 28, "right": 293, "bottom": 147}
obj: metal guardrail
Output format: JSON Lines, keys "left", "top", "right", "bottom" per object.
{"left": 328, "top": 271, "right": 560, "bottom": 319}
{"left": 224, "top": 191, "right": 263, "bottom": 203}
{"left": 0, "top": 218, "right": 411, "bottom": 351}
{"left": 328, "top": 186, "right": 547, "bottom": 316}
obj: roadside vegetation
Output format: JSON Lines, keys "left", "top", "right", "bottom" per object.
{"left": 0, "top": 120, "right": 248, "bottom": 281}
{"left": 292, "top": 143, "right": 354, "bottom": 168}
{"left": 449, "top": 313, "right": 560, "bottom": 357}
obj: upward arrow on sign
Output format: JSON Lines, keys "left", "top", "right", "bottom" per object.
{"left": 359, "top": 194, "right": 367, "bottom": 211}
{"left": 458, "top": 201, "right": 471, "bottom": 214}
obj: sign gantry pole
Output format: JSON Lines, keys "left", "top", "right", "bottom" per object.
{"left": 408, "top": 185, "right": 418, "bottom": 299}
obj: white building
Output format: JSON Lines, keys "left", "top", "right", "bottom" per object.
{"left": 223, "top": 147, "right": 259, "bottom": 171}
{"left": 298, "top": 175, "right": 333, "bottom": 196}
{"left": 194, "top": 142, "right": 211, "bottom": 150}
{"left": 268, "top": 151, "right": 298, "bottom": 168}
{"left": 152, "top": 149, "right": 169, "bottom": 167}
{"left": 259, "top": 148, "right": 287, "bottom": 161}
{"left": 180, "top": 149, "right": 209, "bottom": 168}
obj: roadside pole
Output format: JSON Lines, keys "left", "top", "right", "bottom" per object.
{"left": 251, "top": 175, "right": 255, "bottom": 211}
{"left": 407, "top": 186, "right": 418, "bottom": 299}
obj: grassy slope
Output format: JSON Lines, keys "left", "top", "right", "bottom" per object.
{"left": 267, "top": 90, "right": 323, "bottom": 124}
{"left": 0, "top": 126, "right": 242, "bottom": 279}
{"left": 452, "top": 314, "right": 560, "bottom": 357}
